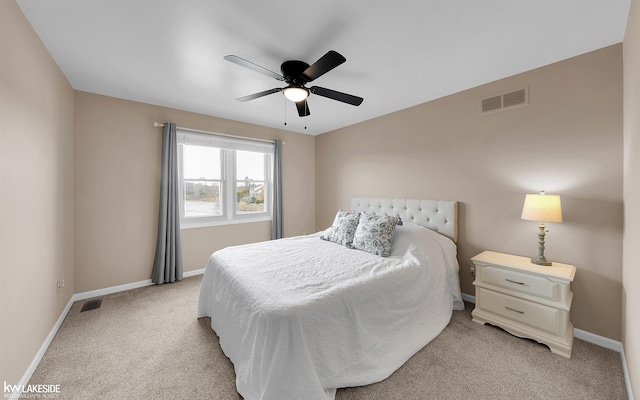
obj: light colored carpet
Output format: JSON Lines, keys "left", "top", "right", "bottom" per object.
{"left": 28, "top": 276, "right": 627, "bottom": 399}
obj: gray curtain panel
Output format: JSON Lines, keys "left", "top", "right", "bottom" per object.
{"left": 271, "top": 139, "right": 284, "bottom": 240}
{"left": 152, "top": 122, "right": 183, "bottom": 284}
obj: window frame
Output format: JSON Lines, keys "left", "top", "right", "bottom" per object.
{"left": 176, "top": 130, "right": 273, "bottom": 229}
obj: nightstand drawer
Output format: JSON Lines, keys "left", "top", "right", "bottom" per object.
{"left": 479, "top": 265, "right": 558, "bottom": 301}
{"left": 477, "top": 288, "right": 561, "bottom": 336}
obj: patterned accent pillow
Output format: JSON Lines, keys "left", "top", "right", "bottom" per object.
{"left": 320, "top": 210, "right": 360, "bottom": 248}
{"left": 352, "top": 213, "right": 400, "bottom": 257}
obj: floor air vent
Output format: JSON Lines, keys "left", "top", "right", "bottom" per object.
{"left": 480, "top": 87, "right": 528, "bottom": 114}
{"left": 81, "top": 298, "right": 103, "bottom": 312}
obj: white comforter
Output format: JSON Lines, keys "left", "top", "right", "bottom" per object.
{"left": 197, "top": 223, "right": 463, "bottom": 400}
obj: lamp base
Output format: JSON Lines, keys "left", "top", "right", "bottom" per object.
{"left": 531, "top": 257, "right": 552, "bottom": 266}
{"left": 531, "top": 222, "right": 553, "bottom": 266}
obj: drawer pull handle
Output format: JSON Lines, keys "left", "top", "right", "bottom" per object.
{"left": 505, "top": 279, "right": 525, "bottom": 285}
{"left": 505, "top": 306, "right": 524, "bottom": 314}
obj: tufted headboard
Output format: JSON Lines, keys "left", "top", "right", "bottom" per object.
{"left": 351, "top": 197, "right": 459, "bottom": 243}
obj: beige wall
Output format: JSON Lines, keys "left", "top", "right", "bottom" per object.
{"left": 623, "top": 0, "right": 640, "bottom": 394}
{"left": 73, "top": 92, "right": 315, "bottom": 293}
{"left": 0, "top": 0, "right": 75, "bottom": 386}
{"left": 316, "top": 45, "right": 623, "bottom": 340}
{"left": 3, "top": 0, "right": 631, "bottom": 389}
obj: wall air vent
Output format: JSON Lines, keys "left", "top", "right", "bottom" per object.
{"left": 481, "top": 95, "right": 502, "bottom": 113}
{"left": 480, "top": 87, "right": 529, "bottom": 114}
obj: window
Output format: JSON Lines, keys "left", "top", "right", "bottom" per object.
{"left": 177, "top": 130, "right": 273, "bottom": 228}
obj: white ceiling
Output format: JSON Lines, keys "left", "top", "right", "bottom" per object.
{"left": 17, "top": 0, "right": 630, "bottom": 136}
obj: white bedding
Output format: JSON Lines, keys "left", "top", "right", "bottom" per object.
{"left": 197, "top": 222, "right": 464, "bottom": 400}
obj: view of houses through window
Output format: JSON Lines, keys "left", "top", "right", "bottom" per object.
{"left": 235, "top": 150, "right": 266, "bottom": 214}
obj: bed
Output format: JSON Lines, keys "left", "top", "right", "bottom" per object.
{"left": 197, "top": 197, "right": 464, "bottom": 399}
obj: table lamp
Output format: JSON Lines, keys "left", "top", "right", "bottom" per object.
{"left": 521, "top": 191, "right": 562, "bottom": 266}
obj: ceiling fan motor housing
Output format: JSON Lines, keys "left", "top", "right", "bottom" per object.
{"left": 281, "top": 60, "right": 311, "bottom": 84}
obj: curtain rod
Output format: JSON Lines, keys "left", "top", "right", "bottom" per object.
{"left": 153, "top": 122, "right": 281, "bottom": 145}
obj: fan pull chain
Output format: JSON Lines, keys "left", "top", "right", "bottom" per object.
{"left": 283, "top": 97, "right": 287, "bottom": 126}
{"left": 304, "top": 101, "right": 308, "bottom": 130}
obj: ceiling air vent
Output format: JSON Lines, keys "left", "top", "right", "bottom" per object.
{"left": 480, "top": 87, "right": 528, "bottom": 114}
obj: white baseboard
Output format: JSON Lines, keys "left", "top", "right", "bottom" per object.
{"left": 574, "top": 328, "right": 623, "bottom": 352}
{"left": 621, "top": 346, "right": 635, "bottom": 400}
{"left": 12, "top": 269, "right": 206, "bottom": 399}
{"left": 10, "top": 296, "right": 75, "bottom": 400}
{"left": 573, "top": 327, "right": 634, "bottom": 399}
{"left": 461, "top": 291, "right": 634, "bottom": 400}
{"left": 73, "top": 269, "right": 205, "bottom": 301}
{"left": 461, "top": 292, "right": 476, "bottom": 304}
{"left": 184, "top": 268, "right": 205, "bottom": 278}
{"left": 73, "top": 279, "right": 154, "bottom": 301}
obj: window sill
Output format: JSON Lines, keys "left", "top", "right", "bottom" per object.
{"left": 180, "top": 216, "right": 272, "bottom": 230}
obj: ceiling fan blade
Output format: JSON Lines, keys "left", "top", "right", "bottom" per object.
{"left": 224, "top": 55, "right": 284, "bottom": 81}
{"left": 302, "top": 50, "right": 346, "bottom": 82}
{"left": 310, "top": 86, "right": 363, "bottom": 106}
{"left": 236, "top": 88, "right": 282, "bottom": 102}
{"left": 295, "top": 99, "right": 311, "bottom": 117}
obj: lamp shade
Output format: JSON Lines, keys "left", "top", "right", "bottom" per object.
{"left": 521, "top": 193, "right": 562, "bottom": 223}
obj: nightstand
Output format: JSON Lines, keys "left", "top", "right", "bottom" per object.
{"left": 471, "top": 250, "right": 576, "bottom": 358}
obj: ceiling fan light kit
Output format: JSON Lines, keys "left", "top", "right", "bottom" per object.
{"left": 224, "top": 50, "right": 363, "bottom": 118}
{"left": 283, "top": 85, "right": 309, "bottom": 102}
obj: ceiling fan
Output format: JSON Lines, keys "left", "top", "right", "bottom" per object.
{"left": 224, "top": 50, "right": 363, "bottom": 117}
